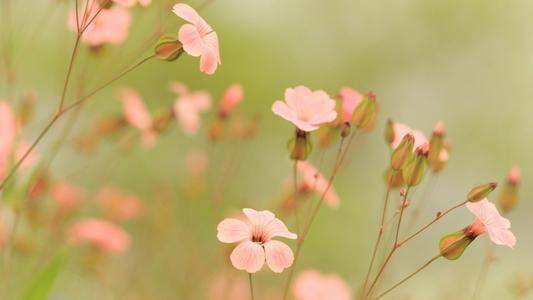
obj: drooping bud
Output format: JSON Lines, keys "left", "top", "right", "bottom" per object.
{"left": 352, "top": 92, "right": 377, "bottom": 129}
{"left": 428, "top": 121, "right": 445, "bottom": 170}
{"left": 340, "top": 122, "right": 351, "bottom": 138}
{"left": 439, "top": 230, "right": 474, "bottom": 260}
{"left": 499, "top": 166, "right": 520, "bottom": 214}
{"left": 384, "top": 118, "right": 394, "bottom": 145}
{"left": 384, "top": 167, "right": 404, "bottom": 189}
{"left": 402, "top": 144, "right": 428, "bottom": 187}
{"left": 154, "top": 36, "right": 184, "bottom": 61}
{"left": 287, "top": 129, "right": 312, "bottom": 160}
{"left": 390, "top": 134, "right": 415, "bottom": 170}
{"left": 467, "top": 182, "right": 497, "bottom": 202}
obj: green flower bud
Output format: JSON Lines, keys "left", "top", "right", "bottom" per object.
{"left": 287, "top": 129, "right": 312, "bottom": 161}
{"left": 384, "top": 118, "right": 394, "bottom": 145}
{"left": 439, "top": 230, "right": 473, "bottom": 260}
{"left": 384, "top": 167, "right": 404, "bottom": 189}
{"left": 428, "top": 122, "right": 444, "bottom": 171}
{"left": 154, "top": 36, "right": 184, "bottom": 61}
{"left": 402, "top": 144, "right": 428, "bottom": 187}
{"left": 352, "top": 92, "right": 377, "bottom": 129}
{"left": 467, "top": 182, "right": 497, "bottom": 203}
{"left": 390, "top": 134, "right": 414, "bottom": 170}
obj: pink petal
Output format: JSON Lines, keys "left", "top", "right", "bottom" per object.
{"left": 264, "top": 240, "right": 294, "bottom": 273}
{"left": 230, "top": 241, "right": 265, "bottom": 273}
{"left": 264, "top": 218, "right": 297, "bottom": 240}
{"left": 178, "top": 24, "right": 204, "bottom": 57}
{"left": 488, "top": 227, "right": 517, "bottom": 248}
{"left": 242, "top": 208, "right": 275, "bottom": 226}
{"left": 272, "top": 101, "right": 296, "bottom": 124}
{"left": 172, "top": 3, "right": 202, "bottom": 25}
{"left": 217, "top": 218, "right": 250, "bottom": 243}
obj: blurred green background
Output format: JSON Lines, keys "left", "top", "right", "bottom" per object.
{"left": 1, "top": 0, "right": 531, "bottom": 299}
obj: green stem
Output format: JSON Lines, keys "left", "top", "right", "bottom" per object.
{"left": 248, "top": 273, "right": 255, "bottom": 300}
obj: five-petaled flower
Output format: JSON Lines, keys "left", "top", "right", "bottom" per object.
{"left": 217, "top": 208, "right": 297, "bottom": 273}
{"left": 466, "top": 198, "right": 517, "bottom": 248}
{"left": 272, "top": 86, "right": 337, "bottom": 132}
{"left": 173, "top": 3, "right": 221, "bottom": 75}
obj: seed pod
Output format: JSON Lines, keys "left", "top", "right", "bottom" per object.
{"left": 288, "top": 129, "right": 312, "bottom": 161}
{"left": 390, "top": 134, "right": 415, "bottom": 170}
{"left": 384, "top": 167, "right": 404, "bottom": 189}
{"left": 154, "top": 36, "right": 184, "bottom": 61}
{"left": 384, "top": 118, "right": 394, "bottom": 145}
{"left": 352, "top": 92, "right": 377, "bottom": 129}
{"left": 439, "top": 230, "right": 473, "bottom": 260}
{"left": 428, "top": 121, "right": 445, "bottom": 170}
{"left": 402, "top": 144, "right": 428, "bottom": 187}
{"left": 467, "top": 182, "right": 497, "bottom": 203}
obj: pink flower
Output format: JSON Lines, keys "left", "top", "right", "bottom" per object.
{"left": 113, "top": 0, "right": 151, "bottom": 7}
{"left": 272, "top": 86, "right": 337, "bottom": 132}
{"left": 507, "top": 165, "right": 520, "bottom": 185}
{"left": 52, "top": 182, "right": 85, "bottom": 214}
{"left": 466, "top": 199, "right": 517, "bottom": 248}
{"left": 97, "top": 186, "right": 143, "bottom": 222}
{"left": 217, "top": 208, "right": 297, "bottom": 273}
{"left": 68, "top": 4, "right": 132, "bottom": 46}
{"left": 173, "top": 3, "right": 221, "bottom": 75}
{"left": 118, "top": 88, "right": 157, "bottom": 147}
{"left": 297, "top": 161, "right": 339, "bottom": 208}
{"left": 170, "top": 82, "right": 211, "bottom": 135}
{"left": 338, "top": 87, "right": 363, "bottom": 123}
{"left": 0, "top": 101, "right": 17, "bottom": 180}
{"left": 390, "top": 122, "right": 427, "bottom": 150}
{"left": 68, "top": 218, "right": 130, "bottom": 254}
{"left": 293, "top": 269, "right": 351, "bottom": 300}
{"left": 220, "top": 84, "right": 244, "bottom": 116}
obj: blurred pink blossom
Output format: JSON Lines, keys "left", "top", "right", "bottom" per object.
{"left": 173, "top": 3, "right": 221, "bottom": 75}
{"left": 118, "top": 87, "right": 157, "bottom": 147}
{"left": 466, "top": 198, "right": 516, "bottom": 248}
{"left": 272, "top": 86, "right": 337, "bottom": 132}
{"left": 293, "top": 269, "right": 351, "bottom": 300}
{"left": 52, "top": 182, "right": 85, "bottom": 214}
{"left": 0, "top": 101, "right": 17, "bottom": 180}
{"left": 113, "top": 0, "right": 151, "bottom": 7}
{"left": 297, "top": 161, "right": 339, "bottom": 208}
{"left": 220, "top": 84, "right": 244, "bottom": 116}
{"left": 207, "top": 273, "right": 248, "bottom": 300}
{"left": 217, "top": 208, "right": 297, "bottom": 273}
{"left": 338, "top": 87, "right": 363, "bottom": 123}
{"left": 68, "top": 218, "right": 130, "bottom": 254}
{"left": 170, "top": 82, "right": 211, "bottom": 135}
{"left": 97, "top": 186, "right": 143, "bottom": 222}
{"left": 390, "top": 122, "right": 427, "bottom": 150}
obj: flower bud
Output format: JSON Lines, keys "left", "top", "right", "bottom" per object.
{"left": 340, "top": 122, "right": 351, "bottom": 138}
{"left": 288, "top": 129, "right": 312, "bottom": 161}
{"left": 428, "top": 121, "right": 445, "bottom": 170}
{"left": 95, "top": 117, "right": 123, "bottom": 136}
{"left": 384, "top": 167, "right": 404, "bottom": 188}
{"left": 439, "top": 230, "right": 473, "bottom": 260}
{"left": 467, "top": 182, "right": 497, "bottom": 202}
{"left": 499, "top": 166, "right": 520, "bottom": 214}
{"left": 402, "top": 144, "right": 428, "bottom": 187}
{"left": 154, "top": 36, "right": 184, "bottom": 61}
{"left": 384, "top": 118, "right": 394, "bottom": 145}
{"left": 390, "top": 134, "right": 414, "bottom": 170}
{"left": 352, "top": 92, "right": 377, "bottom": 129}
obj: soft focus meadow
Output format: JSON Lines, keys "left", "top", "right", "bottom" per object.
{"left": 0, "top": 0, "right": 532, "bottom": 299}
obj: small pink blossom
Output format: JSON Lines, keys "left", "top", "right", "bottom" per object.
{"left": 118, "top": 87, "right": 157, "bottom": 147}
{"left": 217, "top": 208, "right": 297, "bottom": 273}
{"left": 507, "top": 165, "right": 520, "bottom": 185}
{"left": 52, "top": 182, "right": 85, "bottom": 214}
{"left": 297, "top": 161, "right": 339, "bottom": 208}
{"left": 390, "top": 122, "right": 427, "bottom": 150}
{"left": 113, "top": 0, "right": 151, "bottom": 7}
{"left": 338, "top": 87, "right": 363, "bottom": 123}
{"left": 466, "top": 199, "right": 516, "bottom": 248}
{"left": 97, "top": 186, "right": 143, "bottom": 222}
{"left": 170, "top": 82, "right": 211, "bottom": 135}
{"left": 68, "top": 4, "right": 132, "bottom": 46}
{"left": 293, "top": 269, "right": 351, "bottom": 300}
{"left": 272, "top": 86, "right": 337, "bottom": 132}
{"left": 0, "top": 101, "right": 17, "bottom": 180}
{"left": 173, "top": 3, "right": 221, "bottom": 75}
{"left": 68, "top": 218, "right": 130, "bottom": 254}
{"left": 220, "top": 84, "right": 244, "bottom": 116}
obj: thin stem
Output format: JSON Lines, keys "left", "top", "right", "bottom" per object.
{"left": 293, "top": 160, "right": 300, "bottom": 233}
{"left": 58, "top": 35, "right": 81, "bottom": 111}
{"left": 372, "top": 254, "right": 441, "bottom": 300}
{"left": 360, "top": 174, "right": 395, "bottom": 297}
{"left": 248, "top": 273, "right": 255, "bottom": 300}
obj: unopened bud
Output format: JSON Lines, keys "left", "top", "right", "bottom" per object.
{"left": 340, "top": 122, "right": 351, "bottom": 138}
{"left": 507, "top": 166, "right": 520, "bottom": 186}
{"left": 428, "top": 121, "right": 445, "bottom": 170}
{"left": 402, "top": 144, "right": 428, "bottom": 187}
{"left": 439, "top": 230, "right": 474, "bottom": 260}
{"left": 390, "top": 134, "right": 414, "bottom": 170}
{"left": 288, "top": 129, "right": 312, "bottom": 161}
{"left": 384, "top": 118, "right": 394, "bottom": 145}
{"left": 352, "top": 92, "right": 377, "bottom": 129}
{"left": 384, "top": 168, "right": 404, "bottom": 189}
{"left": 154, "top": 36, "right": 184, "bottom": 61}
{"left": 467, "top": 182, "right": 497, "bottom": 202}
{"left": 499, "top": 166, "right": 520, "bottom": 214}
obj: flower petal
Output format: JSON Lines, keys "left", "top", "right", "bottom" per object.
{"left": 178, "top": 24, "right": 204, "bottom": 57}
{"left": 264, "top": 240, "right": 294, "bottom": 273}
{"left": 172, "top": 3, "right": 201, "bottom": 24}
{"left": 230, "top": 241, "right": 265, "bottom": 273}
{"left": 264, "top": 218, "right": 297, "bottom": 240}
{"left": 217, "top": 218, "right": 250, "bottom": 243}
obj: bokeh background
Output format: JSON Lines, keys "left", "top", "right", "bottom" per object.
{"left": 1, "top": 0, "right": 532, "bottom": 299}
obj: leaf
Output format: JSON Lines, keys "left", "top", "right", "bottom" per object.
{"left": 23, "top": 250, "right": 67, "bottom": 300}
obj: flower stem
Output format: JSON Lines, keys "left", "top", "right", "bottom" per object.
{"left": 293, "top": 160, "right": 300, "bottom": 233}
{"left": 248, "top": 273, "right": 255, "bottom": 300}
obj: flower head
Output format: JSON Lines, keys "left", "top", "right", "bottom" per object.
{"left": 297, "top": 161, "right": 339, "bottom": 208}
{"left": 220, "top": 83, "right": 244, "bottom": 117}
{"left": 118, "top": 87, "right": 157, "bottom": 147}
{"left": 293, "top": 269, "right": 351, "bottom": 300}
{"left": 466, "top": 198, "right": 516, "bottom": 248}
{"left": 68, "top": 218, "right": 130, "bottom": 254}
{"left": 171, "top": 82, "right": 211, "bottom": 135}
{"left": 390, "top": 121, "right": 427, "bottom": 150}
{"left": 338, "top": 87, "right": 363, "bottom": 123}
{"left": 217, "top": 208, "right": 297, "bottom": 273}
{"left": 173, "top": 3, "right": 220, "bottom": 75}
{"left": 272, "top": 86, "right": 337, "bottom": 132}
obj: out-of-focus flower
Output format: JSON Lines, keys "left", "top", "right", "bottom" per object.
{"left": 52, "top": 182, "right": 85, "bottom": 214}
{"left": 171, "top": 82, "right": 211, "bottom": 135}
{"left": 293, "top": 269, "right": 351, "bottom": 300}
{"left": 0, "top": 101, "right": 16, "bottom": 180}
{"left": 219, "top": 84, "right": 244, "bottom": 117}
{"left": 68, "top": 218, "right": 130, "bottom": 254}
{"left": 499, "top": 166, "right": 520, "bottom": 214}
{"left": 97, "top": 186, "right": 143, "bottom": 222}
{"left": 466, "top": 198, "right": 516, "bottom": 248}
{"left": 389, "top": 121, "right": 427, "bottom": 150}
{"left": 207, "top": 273, "right": 248, "bottom": 300}
{"left": 297, "top": 161, "right": 339, "bottom": 208}
{"left": 68, "top": 4, "right": 132, "bottom": 46}
{"left": 338, "top": 87, "right": 362, "bottom": 123}
{"left": 272, "top": 86, "right": 337, "bottom": 132}
{"left": 118, "top": 87, "right": 157, "bottom": 147}
{"left": 113, "top": 0, "right": 151, "bottom": 7}
{"left": 173, "top": 3, "right": 220, "bottom": 74}
{"left": 217, "top": 208, "right": 297, "bottom": 273}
